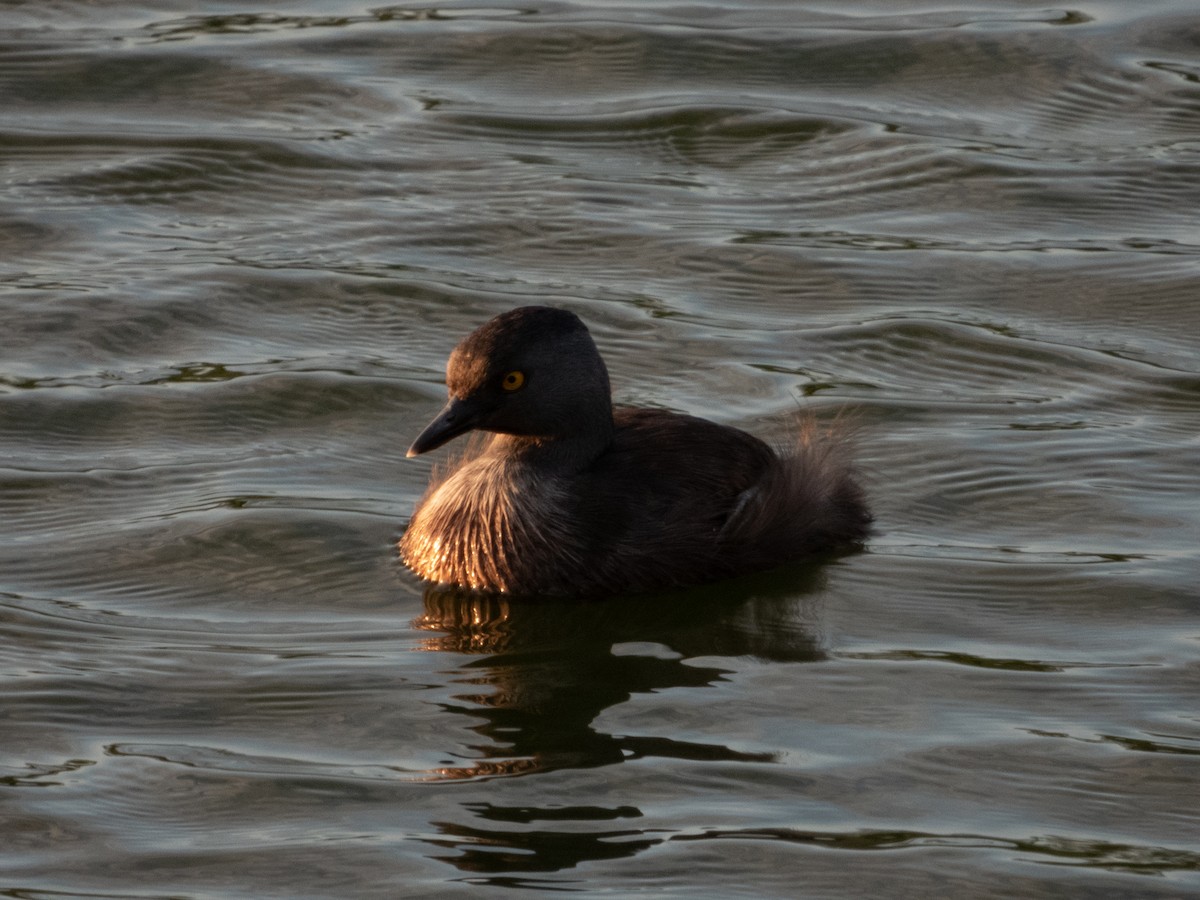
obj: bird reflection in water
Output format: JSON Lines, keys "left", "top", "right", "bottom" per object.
{"left": 413, "top": 588, "right": 519, "bottom": 656}
{"left": 410, "top": 573, "right": 829, "bottom": 878}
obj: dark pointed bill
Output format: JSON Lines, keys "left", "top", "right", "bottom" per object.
{"left": 407, "top": 396, "right": 481, "bottom": 457}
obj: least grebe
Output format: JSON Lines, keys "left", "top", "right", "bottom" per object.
{"left": 401, "top": 307, "right": 870, "bottom": 596}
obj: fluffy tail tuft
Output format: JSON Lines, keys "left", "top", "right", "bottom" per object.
{"left": 722, "top": 417, "right": 871, "bottom": 568}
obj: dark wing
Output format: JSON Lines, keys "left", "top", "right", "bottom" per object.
{"left": 567, "top": 407, "right": 775, "bottom": 593}
{"left": 568, "top": 408, "right": 871, "bottom": 595}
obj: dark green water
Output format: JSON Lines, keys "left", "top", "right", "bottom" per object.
{"left": 2, "top": 1, "right": 1198, "bottom": 896}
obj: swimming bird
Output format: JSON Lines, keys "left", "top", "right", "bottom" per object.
{"left": 400, "top": 306, "right": 870, "bottom": 597}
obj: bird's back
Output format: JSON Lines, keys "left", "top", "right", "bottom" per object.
{"left": 564, "top": 407, "right": 869, "bottom": 595}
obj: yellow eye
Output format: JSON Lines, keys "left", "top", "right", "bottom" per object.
{"left": 501, "top": 370, "right": 525, "bottom": 392}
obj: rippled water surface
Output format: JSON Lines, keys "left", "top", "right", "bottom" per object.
{"left": 3, "top": 0, "right": 1199, "bottom": 896}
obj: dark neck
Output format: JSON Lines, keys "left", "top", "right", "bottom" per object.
{"left": 488, "top": 408, "right": 614, "bottom": 473}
